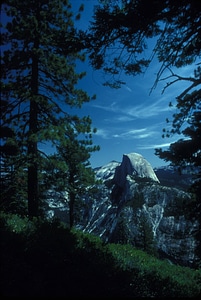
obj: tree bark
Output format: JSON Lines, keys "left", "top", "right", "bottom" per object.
{"left": 28, "top": 17, "right": 39, "bottom": 217}
{"left": 28, "top": 98, "right": 38, "bottom": 217}
{"left": 69, "top": 171, "right": 76, "bottom": 228}
{"left": 69, "top": 192, "right": 75, "bottom": 229}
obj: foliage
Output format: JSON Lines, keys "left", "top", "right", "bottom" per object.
{"left": 40, "top": 116, "right": 100, "bottom": 227}
{"left": 126, "top": 192, "right": 144, "bottom": 209}
{"left": 137, "top": 210, "right": 157, "bottom": 256}
{"left": 156, "top": 86, "right": 201, "bottom": 257}
{"left": 87, "top": 0, "right": 201, "bottom": 85}
{"left": 87, "top": 0, "right": 201, "bottom": 177}
{"left": 1, "top": 0, "right": 99, "bottom": 217}
{"left": 87, "top": 0, "right": 201, "bottom": 261}
{"left": 1, "top": 212, "right": 201, "bottom": 297}
{"left": 88, "top": 0, "right": 201, "bottom": 189}
{"left": 155, "top": 90, "right": 201, "bottom": 190}
{"left": 163, "top": 194, "right": 197, "bottom": 219}
{"left": 107, "top": 243, "right": 201, "bottom": 297}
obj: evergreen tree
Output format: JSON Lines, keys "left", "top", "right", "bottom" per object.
{"left": 43, "top": 115, "right": 100, "bottom": 228}
{"left": 87, "top": 0, "right": 201, "bottom": 185}
{"left": 155, "top": 88, "right": 201, "bottom": 173}
{"left": 1, "top": 0, "right": 98, "bottom": 217}
{"left": 87, "top": 0, "right": 201, "bottom": 260}
{"left": 138, "top": 210, "right": 157, "bottom": 256}
{"left": 155, "top": 87, "right": 201, "bottom": 207}
{"left": 0, "top": 99, "right": 27, "bottom": 214}
{"left": 87, "top": 0, "right": 201, "bottom": 168}
{"left": 87, "top": 0, "right": 200, "bottom": 85}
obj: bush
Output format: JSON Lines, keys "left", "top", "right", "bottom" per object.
{"left": 1, "top": 213, "right": 201, "bottom": 297}
{"left": 107, "top": 243, "right": 201, "bottom": 297}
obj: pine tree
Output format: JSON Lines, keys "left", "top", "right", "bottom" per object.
{"left": 87, "top": 0, "right": 201, "bottom": 187}
{"left": 43, "top": 115, "right": 100, "bottom": 228}
{"left": 138, "top": 211, "right": 157, "bottom": 256}
{"left": 87, "top": 0, "right": 201, "bottom": 85}
{"left": 87, "top": 0, "right": 201, "bottom": 262}
{"left": 1, "top": 0, "right": 98, "bottom": 217}
{"left": 0, "top": 99, "right": 26, "bottom": 213}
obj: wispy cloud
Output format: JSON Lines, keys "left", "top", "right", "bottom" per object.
{"left": 124, "top": 85, "right": 132, "bottom": 92}
{"left": 93, "top": 97, "right": 173, "bottom": 120}
{"left": 113, "top": 128, "right": 157, "bottom": 140}
{"left": 125, "top": 99, "right": 172, "bottom": 119}
{"left": 138, "top": 142, "right": 172, "bottom": 150}
{"left": 93, "top": 102, "right": 118, "bottom": 113}
{"left": 116, "top": 116, "right": 134, "bottom": 122}
{"left": 95, "top": 126, "right": 157, "bottom": 140}
{"left": 95, "top": 128, "right": 110, "bottom": 139}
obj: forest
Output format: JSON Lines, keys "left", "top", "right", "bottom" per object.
{"left": 1, "top": 0, "right": 201, "bottom": 297}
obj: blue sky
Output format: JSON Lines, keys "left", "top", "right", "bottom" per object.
{"left": 71, "top": 0, "right": 194, "bottom": 168}
{"left": 1, "top": 1, "right": 194, "bottom": 169}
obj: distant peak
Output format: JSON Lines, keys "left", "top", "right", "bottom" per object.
{"left": 114, "top": 152, "right": 160, "bottom": 186}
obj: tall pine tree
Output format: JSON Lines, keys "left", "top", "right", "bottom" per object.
{"left": 42, "top": 116, "right": 99, "bottom": 228}
{"left": 1, "top": 0, "right": 98, "bottom": 217}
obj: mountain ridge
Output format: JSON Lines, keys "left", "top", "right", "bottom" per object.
{"left": 46, "top": 152, "right": 200, "bottom": 267}
{"left": 95, "top": 159, "right": 195, "bottom": 191}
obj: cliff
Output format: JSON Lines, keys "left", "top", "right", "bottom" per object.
{"left": 46, "top": 153, "right": 199, "bottom": 267}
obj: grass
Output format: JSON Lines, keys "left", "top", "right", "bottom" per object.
{"left": 0, "top": 212, "right": 201, "bottom": 298}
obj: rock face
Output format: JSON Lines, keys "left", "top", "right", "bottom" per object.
{"left": 79, "top": 153, "right": 199, "bottom": 267}
{"left": 114, "top": 153, "right": 160, "bottom": 187}
{"left": 46, "top": 152, "right": 199, "bottom": 267}
{"left": 95, "top": 161, "right": 120, "bottom": 182}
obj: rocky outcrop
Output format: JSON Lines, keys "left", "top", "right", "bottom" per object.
{"left": 95, "top": 161, "right": 120, "bottom": 182}
{"left": 46, "top": 153, "right": 199, "bottom": 267}
{"left": 79, "top": 153, "right": 199, "bottom": 267}
{"left": 113, "top": 153, "right": 160, "bottom": 187}
{"left": 80, "top": 175, "right": 199, "bottom": 266}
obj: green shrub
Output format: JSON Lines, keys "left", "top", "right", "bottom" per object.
{"left": 1, "top": 213, "right": 201, "bottom": 297}
{"left": 107, "top": 243, "right": 201, "bottom": 297}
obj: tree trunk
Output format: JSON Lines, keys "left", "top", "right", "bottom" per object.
{"left": 69, "top": 171, "right": 76, "bottom": 228}
{"left": 28, "top": 37, "right": 39, "bottom": 217}
{"left": 69, "top": 192, "right": 75, "bottom": 229}
{"left": 28, "top": 100, "right": 38, "bottom": 217}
